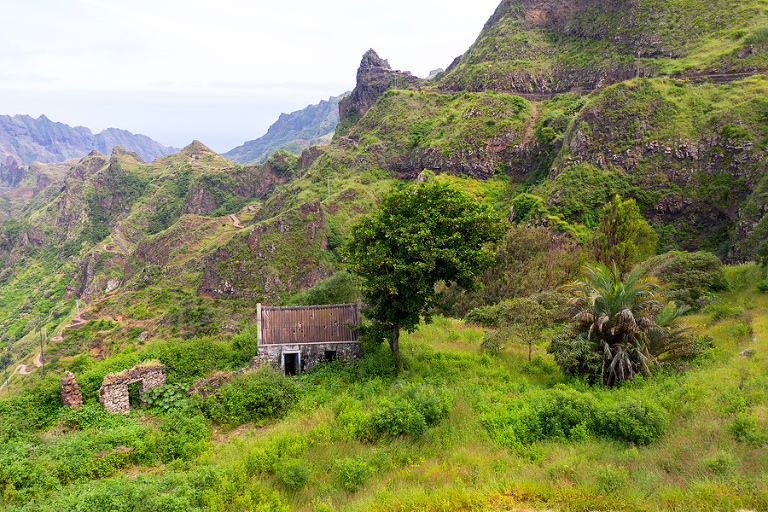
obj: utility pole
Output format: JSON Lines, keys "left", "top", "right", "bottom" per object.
{"left": 39, "top": 328, "right": 45, "bottom": 375}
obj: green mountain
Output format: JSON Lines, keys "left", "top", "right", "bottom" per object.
{"left": 224, "top": 94, "right": 348, "bottom": 164}
{"left": 1, "top": 1, "right": 768, "bottom": 510}
{"left": 436, "top": 0, "right": 768, "bottom": 94}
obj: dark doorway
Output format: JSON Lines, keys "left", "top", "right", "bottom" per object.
{"left": 128, "top": 381, "right": 143, "bottom": 410}
{"left": 324, "top": 350, "right": 337, "bottom": 362}
{"left": 284, "top": 353, "right": 299, "bottom": 376}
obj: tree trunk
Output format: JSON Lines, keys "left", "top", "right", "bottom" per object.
{"left": 528, "top": 341, "right": 532, "bottom": 362}
{"left": 390, "top": 324, "right": 401, "bottom": 369}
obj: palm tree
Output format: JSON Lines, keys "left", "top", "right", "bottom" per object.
{"left": 561, "top": 263, "right": 690, "bottom": 386}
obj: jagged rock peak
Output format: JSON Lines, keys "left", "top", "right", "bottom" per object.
{"left": 357, "top": 49, "right": 391, "bottom": 76}
{"left": 339, "top": 49, "right": 423, "bottom": 121}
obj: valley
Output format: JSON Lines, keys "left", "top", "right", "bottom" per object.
{"left": 1, "top": 0, "right": 768, "bottom": 510}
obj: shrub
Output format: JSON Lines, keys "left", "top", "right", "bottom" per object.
{"left": 154, "top": 409, "right": 210, "bottom": 462}
{"left": 640, "top": 250, "right": 726, "bottom": 309}
{"left": 336, "top": 456, "right": 377, "bottom": 492}
{"left": 275, "top": 458, "right": 311, "bottom": 490}
{"left": 546, "top": 329, "right": 602, "bottom": 383}
{"left": 745, "top": 25, "right": 768, "bottom": 45}
{"left": 144, "top": 383, "right": 191, "bottom": 413}
{"left": 196, "top": 369, "right": 299, "bottom": 426}
{"left": 730, "top": 412, "right": 765, "bottom": 445}
{"left": 287, "top": 271, "right": 359, "bottom": 306}
{"left": 723, "top": 262, "right": 765, "bottom": 292}
{"left": 481, "top": 386, "right": 668, "bottom": 448}
{"left": 600, "top": 398, "right": 668, "bottom": 445}
{"left": 704, "top": 301, "right": 744, "bottom": 323}
{"left": 594, "top": 464, "right": 629, "bottom": 493}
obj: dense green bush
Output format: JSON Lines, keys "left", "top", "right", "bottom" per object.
{"left": 144, "top": 383, "right": 192, "bottom": 413}
{"left": 334, "top": 383, "right": 451, "bottom": 441}
{"left": 481, "top": 386, "right": 668, "bottom": 448}
{"left": 546, "top": 329, "right": 602, "bottom": 383}
{"left": 197, "top": 369, "right": 299, "bottom": 426}
{"left": 275, "top": 458, "right": 311, "bottom": 490}
{"left": 154, "top": 409, "right": 211, "bottom": 462}
{"left": 336, "top": 456, "right": 377, "bottom": 491}
{"left": 286, "top": 270, "right": 359, "bottom": 306}
{"left": 600, "top": 398, "right": 667, "bottom": 445}
{"left": 640, "top": 250, "right": 726, "bottom": 309}
{"left": 0, "top": 373, "right": 62, "bottom": 441}
{"left": 723, "top": 262, "right": 766, "bottom": 292}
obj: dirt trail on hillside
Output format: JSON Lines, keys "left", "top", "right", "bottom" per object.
{"left": 229, "top": 214, "right": 244, "bottom": 229}
{"left": 0, "top": 349, "right": 44, "bottom": 391}
{"left": 520, "top": 102, "right": 540, "bottom": 146}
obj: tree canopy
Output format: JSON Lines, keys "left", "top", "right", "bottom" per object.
{"left": 592, "top": 195, "right": 658, "bottom": 275}
{"left": 345, "top": 180, "right": 506, "bottom": 365}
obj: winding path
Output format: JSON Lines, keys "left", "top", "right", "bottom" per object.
{"left": 0, "top": 350, "right": 44, "bottom": 391}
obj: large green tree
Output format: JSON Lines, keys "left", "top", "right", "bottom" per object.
{"left": 345, "top": 181, "right": 506, "bottom": 365}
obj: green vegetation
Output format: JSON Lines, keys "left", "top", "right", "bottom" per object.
{"left": 439, "top": 0, "right": 768, "bottom": 92}
{"left": 592, "top": 194, "right": 658, "bottom": 274}
{"left": 1, "top": 283, "right": 767, "bottom": 511}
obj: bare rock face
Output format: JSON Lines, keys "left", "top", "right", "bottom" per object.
{"left": 60, "top": 371, "right": 83, "bottom": 409}
{"left": 0, "top": 156, "right": 25, "bottom": 188}
{"left": 338, "top": 49, "right": 423, "bottom": 121}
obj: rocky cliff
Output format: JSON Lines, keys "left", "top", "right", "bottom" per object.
{"left": 338, "top": 49, "right": 423, "bottom": 123}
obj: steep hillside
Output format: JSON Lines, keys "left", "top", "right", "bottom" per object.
{"left": 224, "top": 94, "right": 347, "bottom": 164}
{"left": 0, "top": 114, "right": 178, "bottom": 166}
{"left": 436, "top": 0, "right": 768, "bottom": 94}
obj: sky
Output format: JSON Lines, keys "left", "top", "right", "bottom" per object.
{"left": 0, "top": 0, "right": 501, "bottom": 153}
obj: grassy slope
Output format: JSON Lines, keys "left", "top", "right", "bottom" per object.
{"left": 1, "top": 269, "right": 767, "bottom": 511}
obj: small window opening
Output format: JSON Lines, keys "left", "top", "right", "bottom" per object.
{"left": 324, "top": 350, "right": 337, "bottom": 362}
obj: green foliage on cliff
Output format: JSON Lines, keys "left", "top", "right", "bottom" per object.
{"left": 438, "top": 0, "right": 768, "bottom": 92}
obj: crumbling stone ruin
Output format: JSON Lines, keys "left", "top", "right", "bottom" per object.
{"left": 187, "top": 356, "right": 261, "bottom": 398}
{"left": 98, "top": 362, "right": 166, "bottom": 414}
{"left": 60, "top": 371, "right": 83, "bottom": 409}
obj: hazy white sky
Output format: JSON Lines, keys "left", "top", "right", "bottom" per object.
{"left": 0, "top": 0, "right": 500, "bottom": 153}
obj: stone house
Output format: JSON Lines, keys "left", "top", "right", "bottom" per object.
{"left": 256, "top": 302, "right": 362, "bottom": 375}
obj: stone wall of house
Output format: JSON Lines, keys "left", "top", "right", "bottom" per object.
{"left": 257, "top": 342, "right": 362, "bottom": 374}
{"left": 98, "top": 364, "right": 166, "bottom": 414}
{"left": 60, "top": 371, "right": 83, "bottom": 408}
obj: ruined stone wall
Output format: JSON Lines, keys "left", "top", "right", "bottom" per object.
{"left": 257, "top": 342, "right": 362, "bottom": 374}
{"left": 98, "top": 364, "right": 166, "bottom": 414}
{"left": 60, "top": 371, "right": 83, "bottom": 408}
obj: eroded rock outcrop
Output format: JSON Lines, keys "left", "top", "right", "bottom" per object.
{"left": 338, "top": 49, "right": 423, "bottom": 121}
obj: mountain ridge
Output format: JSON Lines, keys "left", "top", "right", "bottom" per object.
{"left": 224, "top": 94, "right": 348, "bottom": 164}
{"left": 0, "top": 113, "right": 179, "bottom": 167}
